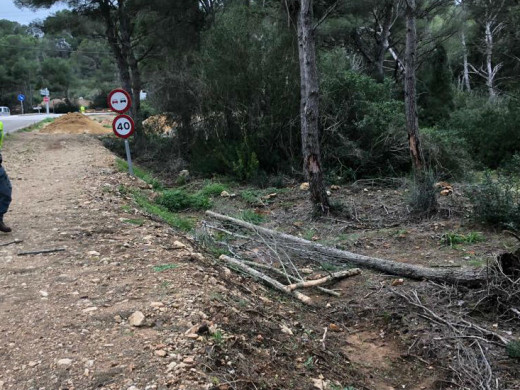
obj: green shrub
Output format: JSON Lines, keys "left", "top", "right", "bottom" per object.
{"left": 441, "top": 232, "right": 484, "bottom": 247}
{"left": 157, "top": 189, "right": 211, "bottom": 212}
{"left": 470, "top": 157, "right": 520, "bottom": 229}
{"left": 238, "top": 210, "right": 265, "bottom": 224}
{"left": 506, "top": 341, "right": 520, "bottom": 359}
{"left": 200, "top": 181, "right": 228, "bottom": 197}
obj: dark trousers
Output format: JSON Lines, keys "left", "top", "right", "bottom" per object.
{"left": 0, "top": 166, "right": 12, "bottom": 218}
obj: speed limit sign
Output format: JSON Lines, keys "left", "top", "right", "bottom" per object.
{"left": 112, "top": 114, "right": 135, "bottom": 139}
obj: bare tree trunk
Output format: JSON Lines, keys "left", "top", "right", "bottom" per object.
{"left": 484, "top": 19, "right": 497, "bottom": 99}
{"left": 404, "top": 0, "right": 424, "bottom": 171}
{"left": 461, "top": 30, "right": 471, "bottom": 92}
{"left": 374, "top": 1, "right": 395, "bottom": 83}
{"left": 296, "top": 0, "right": 330, "bottom": 212}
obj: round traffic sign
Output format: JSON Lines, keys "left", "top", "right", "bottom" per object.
{"left": 107, "top": 89, "right": 132, "bottom": 113}
{"left": 112, "top": 114, "right": 135, "bottom": 139}
{"left": 18, "top": 94, "right": 25, "bottom": 102}
{"left": 43, "top": 96, "right": 49, "bottom": 103}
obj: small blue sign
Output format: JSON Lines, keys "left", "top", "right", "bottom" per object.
{"left": 17, "top": 94, "right": 25, "bottom": 102}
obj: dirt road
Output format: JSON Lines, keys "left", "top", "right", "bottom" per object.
{"left": 0, "top": 133, "right": 214, "bottom": 389}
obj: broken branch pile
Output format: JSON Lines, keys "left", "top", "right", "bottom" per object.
{"left": 205, "top": 211, "right": 486, "bottom": 286}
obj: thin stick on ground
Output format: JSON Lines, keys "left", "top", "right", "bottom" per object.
{"left": 285, "top": 268, "right": 361, "bottom": 291}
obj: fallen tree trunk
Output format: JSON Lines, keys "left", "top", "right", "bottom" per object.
{"left": 206, "top": 211, "right": 485, "bottom": 286}
{"left": 219, "top": 255, "right": 313, "bottom": 304}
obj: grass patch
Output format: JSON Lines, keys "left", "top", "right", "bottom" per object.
{"left": 122, "top": 218, "right": 144, "bottom": 226}
{"left": 441, "top": 232, "right": 485, "bottom": 247}
{"left": 153, "top": 263, "right": 180, "bottom": 272}
{"left": 157, "top": 189, "right": 211, "bottom": 212}
{"left": 116, "top": 158, "right": 163, "bottom": 190}
{"left": 241, "top": 190, "right": 262, "bottom": 205}
{"left": 238, "top": 210, "right": 265, "bottom": 224}
{"left": 200, "top": 181, "right": 228, "bottom": 197}
{"left": 120, "top": 204, "right": 132, "bottom": 212}
{"left": 132, "top": 190, "right": 194, "bottom": 231}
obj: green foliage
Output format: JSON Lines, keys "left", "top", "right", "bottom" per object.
{"left": 448, "top": 94, "right": 520, "bottom": 169}
{"left": 506, "top": 341, "right": 520, "bottom": 359}
{"left": 421, "top": 127, "right": 472, "bottom": 179}
{"left": 122, "top": 218, "right": 145, "bottom": 226}
{"left": 132, "top": 191, "right": 194, "bottom": 232}
{"left": 320, "top": 49, "right": 409, "bottom": 178}
{"left": 469, "top": 156, "right": 520, "bottom": 229}
{"left": 441, "top": 232, "right": 484, "bottom": 247}
{"left": 153, "top": 263, "right": 180, "bottom": 272}
{"left": 418, "top": 44, "right": 454, "bottom": 126}
{"left": 240, "top": 190, "right": 262, "bottom": 205}
{"left": 199, "top": 181, "right": 228, "bottom": 197}
{"left": 238, "top": 210, "right": 265, "bottom": 225}
{"left": 157, "top": 189, "right": 211, "bottom": 212}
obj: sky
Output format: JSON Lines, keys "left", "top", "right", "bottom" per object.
{"left": 0, "top": 0, "right": 68, "bottom": 25}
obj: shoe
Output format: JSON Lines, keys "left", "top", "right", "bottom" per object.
{"left": 0, "top": 221, "right": 11, "bottom": 233}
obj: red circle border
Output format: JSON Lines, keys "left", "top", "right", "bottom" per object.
{"left": 107, "top": 88, "right": 132, "bottom": 113}
{"left": 112, "top": 114, "right": 135, "bottom": 139}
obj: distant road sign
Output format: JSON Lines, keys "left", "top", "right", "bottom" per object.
{"left": 17, "top": 94, "right": 25, "bottom": 102}
{"left": 40, "top": 88, "right": 49, "bottom": 96}
{"left": 112, "top": 114, "right": 135, "bottom": 139}
{"left": 43, "top": 96, "right": 49, "bottom": 103}
{"left": 107, "top": 89, "right": 132, "bottom": 113}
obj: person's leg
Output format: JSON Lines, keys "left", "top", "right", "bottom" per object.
{"left": 0, "top": 166, "right": 12, "bottom": 233}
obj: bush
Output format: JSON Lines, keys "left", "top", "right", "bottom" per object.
{"left": 200, "top": 181, "right": 228, "bottom": 197}
{"left": 408, "top": 171, "right": 438, "bottom": 215}
{"left": 53, "top": 99, "right": 79, "bottom": 113}
{"left": 469, "top": 155, "right": 520, "bottom": 229}
{"left": 157, "top": 189, "right": 211, "bottom": 212}
{"left": 421, "top": 127, "right": 473, "bottom": 180}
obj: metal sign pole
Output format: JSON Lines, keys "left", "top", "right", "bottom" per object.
{"left": 124, "top": 139, "right": 134, "bottom": 176}
{"left": 20, "top": 101, "right": 24, "bottom": 115}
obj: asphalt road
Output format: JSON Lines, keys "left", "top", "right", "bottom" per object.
{"left": 0, "top": 114, "right": 62, "bottom": 134}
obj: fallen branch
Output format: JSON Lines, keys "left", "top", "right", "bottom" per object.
{"left": 18, "top": 248, "right": 65, "bottom": 256}
{"left": 206, "top": 211, "right": 485, "bottom": 286}
{"left": 0, "top": 239, "right": 23, "bottom": 247}
{"left": 240, "top": 259, "right": 340, "bottom": 297}
{"left": 285, "top": 268, "right": 361, "bottom": 291}
{"left": 219, "top": 255, "right": 312, "bottom": 305}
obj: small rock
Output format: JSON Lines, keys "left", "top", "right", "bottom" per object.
{"left": 280, "top": 324, "right": 293, "bottom": 335}
{"left": 150, "top": 301, "right": 164, "bottom": 308}
{"left": 329, "top": 323, "right": 342, "bottom": 332}
{"left": 82, "top": 307, "right": 98, "bottom": 313}
{"left": 127, "top": 386, "right": 140, "bottom": 390}
{"left": 155, "top": 350, "right": 167, "bottom": 357}
{"left": 300, "top": 182, "right": 309, "bottom": 191}
{"left": 183, "top": 356, "right": 195, "bottom": 364}
{"left": 326, "top": 190, "right": 331, "bottom": 196}
{"left": 220, "top": 191, "right": 230, "bottom": 198}
{"left": 171, "top": 241, "right": 186, "bottom": 249}
{"left": 330, "top": 185, "right": 340, "bottom": 191}
{"left": 88, "top": 251, "right": 100, "bottom": 256}
{"left": 166, "top": 361, "right": 177, "bottom": 372}
{"left": 129, "top": 311, "right": 145, "bottom": 327}
{"left": 57, "top": 358, "right": 73, "bottom": 368}
{"left": 391, "top": 278, "right": 404, "bottom": 286}
{"left": 28, "top": 361, "right": 39, "bottom": 367}
{"left": 39, "top": 290, "right": 48, "bottom": 297}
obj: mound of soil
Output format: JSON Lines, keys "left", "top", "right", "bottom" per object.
{"left": 41, "top": 112, "right": 112, "bottom": 135}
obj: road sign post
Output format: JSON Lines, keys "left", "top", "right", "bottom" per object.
{"left": 17, "top": 94, "right": 25, "bottom": 115}
{"left": 108, "top": 89, "right": 135, "bottom": 176}
{"left": 43, "top": 96, "right": 50, "bottom": 115}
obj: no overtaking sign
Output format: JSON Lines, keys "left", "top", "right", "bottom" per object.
{"left": 108, "top": 88, "right": 134, "bottom": 176}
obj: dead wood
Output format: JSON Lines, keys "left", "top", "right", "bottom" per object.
{"left": 285, "top": 268, "right": 361, "bottom": 291}
{"left": 240, "top": 259, "right": 341, "bottom": 297}
{"left": 219, "top": 255, "right": 313, "bottom": 305}
{"left": 0, "top": 239, "right": 22, "bottom": 247}
{"left": 17, "top": 248, "right": 65, "bottom": 256}
{"left": 206, "top": 211, "right": 485, "bottom": 286}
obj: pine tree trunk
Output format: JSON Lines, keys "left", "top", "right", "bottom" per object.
{"left": 404, "top": 0, "right": 424, "bottom": 172}
{"left": 296, "top": 0, "right": 330, "bottom": 212}
{"left": 373, "top": 1, "right": 394, "bottom": 83}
